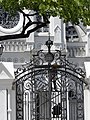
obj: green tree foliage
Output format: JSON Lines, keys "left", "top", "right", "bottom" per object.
{"left": 0, "top": 0, "right": 90, "bottom": 25}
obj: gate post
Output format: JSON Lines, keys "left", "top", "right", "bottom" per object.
{"left": 84, "top": 81, "right": 90, "bottom": 120}
{"left": 84, "top": 62, "right": 90, "bottom": 120}
{"left": 0, "top": 62, "right": 15, "bottom": 120}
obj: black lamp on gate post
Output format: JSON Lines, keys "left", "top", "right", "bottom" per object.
{"left": 0, "top": 44, "right": 4, "bottom": 61}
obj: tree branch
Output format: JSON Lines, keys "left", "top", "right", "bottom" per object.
{"left": 0, "top": 22, "right": 47, "bottom": 41}
{"left": 22, "top": 21, "right": 47, "bottom": 34}
{"left": 0, "top": 10, "right": 50, "bottom": 41}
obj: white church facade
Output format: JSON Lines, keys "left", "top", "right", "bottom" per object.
{"left": 0, "top": 9, "right": 90, "bottom": 120}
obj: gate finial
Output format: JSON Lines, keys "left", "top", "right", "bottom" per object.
{"left": 45, "top": 33, "right": 54, "bottom": 64}
{"left": 45, "top": 32, "right": 53, "bottom": 53}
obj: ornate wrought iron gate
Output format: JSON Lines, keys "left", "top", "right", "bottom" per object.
{"left": 14, "top": 39, "right": 86, "bottom": 120}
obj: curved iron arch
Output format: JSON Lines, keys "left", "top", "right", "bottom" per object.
{"left": 14, "top": 62, "right": 86, "bottom": 84}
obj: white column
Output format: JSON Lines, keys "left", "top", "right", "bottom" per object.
{"left": 84, "top": 89, "right": 90, "bottom": 120}
{"left": 49, "top": 16, "right": 54, "bottom": 36}
{"left": 0, "top": 90, "right": 7, "bottom": 120}
{"left": 11, "top": 90, "right": 16, "bottom": 120}
{"left": 7, "top": 89, "right": 12, "bottom": 120}
{"left": 7, "top": 89, "right": 16, "bottom": 120}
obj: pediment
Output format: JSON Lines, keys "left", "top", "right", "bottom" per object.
{"left": 0, "top": 62, "right": 14, "bottom": 79}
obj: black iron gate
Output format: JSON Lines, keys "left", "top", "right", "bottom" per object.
{"left": 14, "top": 39, "right": 86, "bottom": 120}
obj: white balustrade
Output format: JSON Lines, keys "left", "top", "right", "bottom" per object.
{"left": 1, "top": 41, "right": 33, "bottom": 52}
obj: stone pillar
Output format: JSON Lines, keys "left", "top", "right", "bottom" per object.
{"left": 0, "top": 90, "right": 7, "bottom": 120}
{"left": 84, "top": 74, "right": 90, "bottom": 120}
{"left": 7, "top": 89, "right": 11, "bottom": 120}
{"left": 84, "top": 88, "right": 90, "bottom": 120}
{"left": 10, "top": 90, "right": 16, "bottom": 120}
{"left": 0, "top": 89, "right": 16, "bottom": 120}
{"left": 0, "top": 62, "right": 15, "bottom": 120}
{"left": 49, "top": 16, "right": 54, "bottom": 36}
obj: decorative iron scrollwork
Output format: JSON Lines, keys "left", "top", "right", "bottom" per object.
{"left": 33, "top": 57, "right": 43, "bottom": 66}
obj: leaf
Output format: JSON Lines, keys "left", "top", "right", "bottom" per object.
{"left": 0, "top": 0, "right": 90, "bottom": 25}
